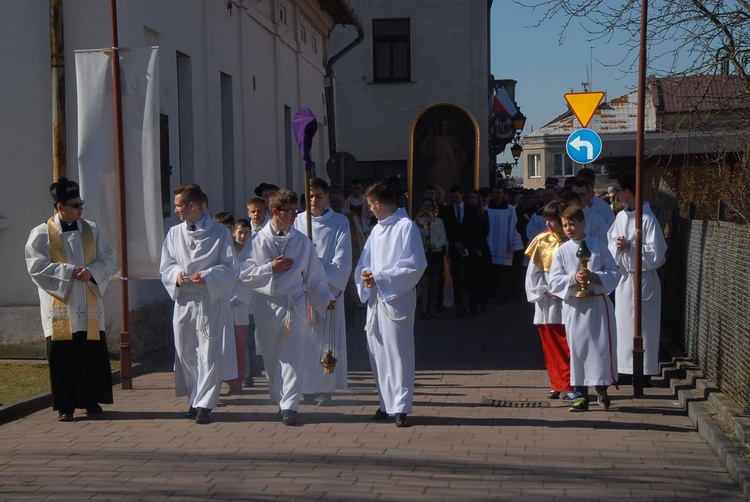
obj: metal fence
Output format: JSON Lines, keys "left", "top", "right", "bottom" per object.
{"left": 660, "top": 212, "right": 750, "bottom": 415}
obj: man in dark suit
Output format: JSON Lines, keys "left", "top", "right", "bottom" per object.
{"left": 442, "top": 185, "right": 481, "bottom": 317}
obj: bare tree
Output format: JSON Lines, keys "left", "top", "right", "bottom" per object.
{"left": 522, "top": 1, "right": 750, "bottom": 222}
{"left": 521, "top": 0, "right": 750, "bottom": 92}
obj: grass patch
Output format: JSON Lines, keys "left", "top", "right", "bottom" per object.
{"left": 0, "top": 360, "right": 121, "bottom": 407}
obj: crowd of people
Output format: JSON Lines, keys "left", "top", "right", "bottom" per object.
{"left": 25, "top": 167, "right": 665, "bottom": 425}
{"left": 525, "top": 168, "right": 667, "bottom": 412}
{"left": 412, "top": 167, "right": 667, "bottom": 412}
{"left": 26, "top": 176, "right": 425, "bottom": 428}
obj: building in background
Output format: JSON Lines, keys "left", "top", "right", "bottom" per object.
{"left": 521, "top": 74, "right": 750, "bottom": 206}
{"left": 0, "top": 0, "right": 359, "bottom": 357}
{"left": 328, "top": 0, "right": 494, "bottom": 203}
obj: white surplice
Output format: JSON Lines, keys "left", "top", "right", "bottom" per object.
{"left": 294, "top": 208, "right": 353, "bottom": 392}
{"left": 160, "top": 213, "right": 238, "bottom": 410}
{"left": 526, "top": 211, "right": 547, "bottom": 243}
{"left": 607, "top": 202, "right": 667, "bottom": 375}
{"left": 582, "top": 205, "right": 609, "bottom": 243}
{"left": 354, "top": 207, "right": 427, "bottom": 415}
{"left": 548, "top": 236, "right": 621, "bottom": 387}
{"left": 592, "top": 195, "right": 616, "bottom": 228}
{"left": 26, "top": 215, "right": 117, "bottom": 336}
{"left": 485, "top": 205, "right": 523, "bottom": 265}
{"left": 524, "top": 231, "right": 565, "bottom": 326}
{"left": 238, "top": 224, "right": 333, "bottom": 411}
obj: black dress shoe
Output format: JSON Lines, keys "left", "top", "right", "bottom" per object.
{"left": 85, "top": 404, "right": 103, "bottom": 415}
{"left": 280, "top": 409, "right": 298, "bottom": 426}
{"left": 58, "top": 411, "right": 74, "bottom": 422}
{"left": 195, "top": 408, "right": 211, "bottom": 425}
{"left": 185, "top": 406, "right": 198, "bottom": 418}
{"left": 373, "top": 408, "right": 389, "bottom": 421}
{"left": 395, "top": 413, "right": 410, "bottom": 428}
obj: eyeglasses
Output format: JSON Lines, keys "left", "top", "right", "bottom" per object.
{"left": 61, "top": 201, "right": 85, "bottom": 209}
{"left": 277, "top": 208, "right": 299, "bottom": 215}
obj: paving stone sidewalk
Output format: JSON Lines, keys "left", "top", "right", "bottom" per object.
{"left": 0, "top": 301, "right": 746, "bottom": 501}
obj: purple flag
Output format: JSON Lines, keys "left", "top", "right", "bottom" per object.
{"left": 293, "top": 108, "right": 318, "bottom": 172}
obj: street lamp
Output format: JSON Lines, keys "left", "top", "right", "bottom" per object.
{"left": 508, "top": 110, "right": 526, "bottom": 188}
{"left": 512, "top": 110, "right": 527, "bottom": 136}
{"left": 510, "top": 108, "right": 526, "bottom": 166}
{"left": 510, "top": 141, "right": 523, "bottom": 163}
{"left": 496, "top": 161, "right": 515, "bottom": 188}
{"left": 488, "top": 82, "right": 527, "bottom": 187}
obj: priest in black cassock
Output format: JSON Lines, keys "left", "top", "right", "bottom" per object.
{"left": 25, "top": 177, "right": 117, "bottom": 422}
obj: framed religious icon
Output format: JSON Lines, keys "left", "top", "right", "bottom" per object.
{"left": 408, "top": 103, "right": 480, "bottom": 217}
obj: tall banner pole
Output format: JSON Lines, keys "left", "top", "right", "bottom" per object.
{"left": 293, "top": 108, "right": 319, "bottom": 240}
{"left": 305, "top": 170, "right": 312, "bottom": 238}
{"left": 109, "top": 0, "right": 132, "bottom": 389}
{"left": 633, "top": 0, "right": 648, "bottom": 397}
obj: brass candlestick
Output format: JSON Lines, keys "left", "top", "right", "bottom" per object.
{"left": 573, "top": 239, "right": 596, "bottom": 298}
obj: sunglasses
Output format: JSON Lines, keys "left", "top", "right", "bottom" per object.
{"left": 61, "top": 201, "right": 85, "bottom": 209}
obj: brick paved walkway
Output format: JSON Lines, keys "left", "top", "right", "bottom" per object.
{"left": 0, "top": 300, "right": 745, "bottom": 501}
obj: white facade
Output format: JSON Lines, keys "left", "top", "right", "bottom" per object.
{"left": 0, "top": 0, "right": 352, "bottom": 356}
{"left": 329, "top": 0, "right": 491, "bottom": 189}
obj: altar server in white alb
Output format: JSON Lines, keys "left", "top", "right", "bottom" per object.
{"left": 355, "top": 181, "right": 427, "bottom": 428}
{"left": 607, "top": 173, "right": 667, "bottom": 385}
{"left": 524, "top": 200, "right": 577, "bottom": 404}
{"left": 293, "top": 178, "right": 352, "bottom": 406}
{"left": 548, "top": 205, "right": 621, "bottom": 412}
{"left": 238, "top": 189, "right": 336, "bottom": 426}
{"left": 25, "top": 177, "right": 117, "bottom": 422}
{"left": 160, "top": 183, "right": 238, "bottom": 425}
{"left": 577, "top": 167, "right": 616, "bottom": 229}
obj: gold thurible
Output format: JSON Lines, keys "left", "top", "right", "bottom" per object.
{"left": 320, "top": 349, "right": 337, "bottom": 373}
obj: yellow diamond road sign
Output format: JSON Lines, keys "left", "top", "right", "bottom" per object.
{"left": 564, "top": 91, "right": 605, "bottom": 129}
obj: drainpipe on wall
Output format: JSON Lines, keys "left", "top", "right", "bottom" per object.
{"left": 324, "top": 0, "right": 364, "bottom": 156}
{"left": 50, "top": 0, "right": 66, "bottom": 180}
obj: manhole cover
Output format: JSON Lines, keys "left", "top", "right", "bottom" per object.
{"left": 482, "top": 397, "right": 550, "bottom": 408}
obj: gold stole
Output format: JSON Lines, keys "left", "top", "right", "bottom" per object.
{"left": 47, "top": 216, "right": 100, "bottom": 341}
{"left": 525, "top": 231, "right": 566, "bottom": 272}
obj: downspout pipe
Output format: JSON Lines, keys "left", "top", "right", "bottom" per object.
{"left": 324, "top": 0, "right": 364, "bottom": 156}
{"left": 50, "top": 0, "right": 66, "bottom": 180}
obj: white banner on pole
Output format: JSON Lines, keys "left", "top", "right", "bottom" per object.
{"left": 75, "top": 47, "right": 163, "bottom": 280}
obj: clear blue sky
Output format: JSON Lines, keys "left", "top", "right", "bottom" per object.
{"left": 490, "top": 3, "right": 640, "bottom": 170}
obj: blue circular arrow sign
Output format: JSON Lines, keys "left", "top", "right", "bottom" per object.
{"left": 566, "top": 129, "right": 603, "bottom": 164}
